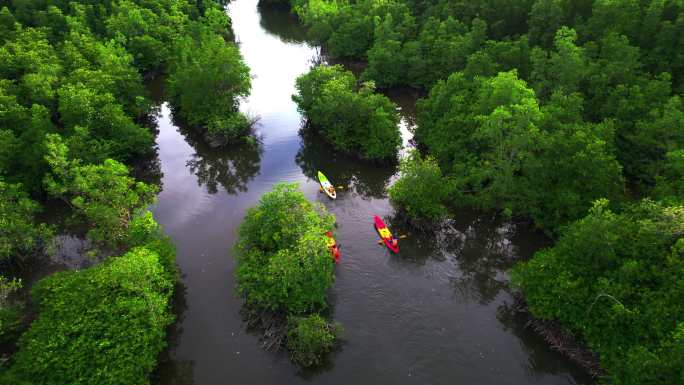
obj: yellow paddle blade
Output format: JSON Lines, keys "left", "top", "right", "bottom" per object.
{"left": 337, "top": 186, "right": 344, "bottom": 189}
{"left": 399, "top": 235, "right": 408, "bottom": 239}
{"left": 377, "top": 240, "right": 383, "bottom": 244}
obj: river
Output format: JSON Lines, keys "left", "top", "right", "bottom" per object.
{"left": 151, "top": 1, "right": 593, "bottom": 384}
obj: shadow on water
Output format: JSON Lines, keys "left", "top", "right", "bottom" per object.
{"left": 152, "top": 281, "right": 196, "bottom": 385}
{"left": 169, "top": 116, "right": 262, "bottom": 196}
{"left": 384, "top": 210, "right": 550, "bottom": 305}
{"left": 257, "top": 3, "right": 309, "bottom": 44}
{"left": 295, "top": 129, "right": 396, "bottom": 199}
{"left": 497, "top": 303, "right": 594, "bottom": 384}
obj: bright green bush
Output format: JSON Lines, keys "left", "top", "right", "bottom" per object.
{"left": 0, "top": 179, "right": 51, "bottom": 263}
{"left": 511, "top": 199, "right": 684, "bottom": 385}
{"left": 3, "top": 246, "right": 175, "bottom": 385}
{"left": 44, "top": 134, "right": 158, "bottom": 250}
{"left": 388, "top": 150, "right": 448, "bottom": 223}
{"left": 293, "top": 0, "right": 375, "bottom": 58}
{"left": 286, "top": 314, "right": 340, "bottom": 367}
{"left": 126, "top": 210, "right": 178, "bottom": 282}
{"left": 235, "top": 183, "right": 335, "bottom": 314}
{"left": 0, "top": 276, "right": 23, "bottom": 343}
{"left": 167, "top": 26, "right": 251, "bottom": 143}
{"left": 293, "top": 65, "right": 401, "bottom": 161}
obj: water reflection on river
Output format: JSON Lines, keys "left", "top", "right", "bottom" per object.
{"left": 152, "top": 1, "right": 593, "bottom": 384}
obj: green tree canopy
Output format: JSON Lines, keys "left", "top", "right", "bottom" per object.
{"left": 0, "top": 179, "right": 51, "bottom": 264}
{"left": 235, "top": 183, "right": 335, "bottom": 314}
{"left": 3, "top": 246, "right": 175, "bottom": 385}
{"left": 293, "top": 65, "right": 401, "bottom": 161}
{"left": 167, "top": 25, "right": 252, "bottom": 142}
{"left": 44, "top": 134, "right": 157, "bottom": 250}
{"left": 512, "top": 199, "right": 684, "bottom": 385}
{"left": 388, "top": 150, "right": 448, "bottom": 223}
{"left": 415, "top": 71, "right": 623, "bottom": 231}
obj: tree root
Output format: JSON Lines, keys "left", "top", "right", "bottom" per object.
{"left": 505, "top": 293, "right": 606, "bottom": 380}
{"left": 241, "top": 307, "right": 287, "bottom": 352}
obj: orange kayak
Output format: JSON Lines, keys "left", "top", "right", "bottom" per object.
{"left": 325, "top": 231, "right": 341, "bottom": 263}
{"left": 373, "top": 215, "right": 399, "bottom": 253}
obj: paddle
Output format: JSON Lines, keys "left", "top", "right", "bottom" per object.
{"left": 377, "top": 235, "right": 408, "bottom": 244}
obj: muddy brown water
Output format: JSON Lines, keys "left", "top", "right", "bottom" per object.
{"left": 151, "top": 1, "right": 594, "bottom": 384}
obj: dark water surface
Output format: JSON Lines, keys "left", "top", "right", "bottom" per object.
{"left": 152, "top": 1, "right": 593, "bottom": 384}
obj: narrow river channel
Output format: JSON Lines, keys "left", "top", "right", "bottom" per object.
{"left": 151, "top": 1, "right": 593, "bottom": 384}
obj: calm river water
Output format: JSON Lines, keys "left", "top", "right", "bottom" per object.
{"left": 151, "top": 1, "right": 593, "bottom": 384}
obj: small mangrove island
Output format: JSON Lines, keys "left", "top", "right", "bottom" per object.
{"left": 235, "top": 183, "right": 341, "bottom": 367}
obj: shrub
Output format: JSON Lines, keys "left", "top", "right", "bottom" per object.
{"left": 293, "top": 65, "right": 401, "bottom": 161}
{"left": 0, "top": 276, "right": 23, "bottom": 343}
{"left": 3, "top": 247, "right": 175, "bottom": 385}
{"left": 389, "top": 150, "right": 448, "bottom": 223}
{"left": 235, "top": 183, "right": 335, "bottom": 314}
{"left": 0, "top": 179, "right": 51, "bottom": 263}
{"left": 44, "top": 134, "right": 158, "bottom": 250}
{"left": 511, "top": 199, "right": 684, "bottom": 385}
{"left": 126, "top": 210, "right": 178, "bottom": 282}
{"left": 652, "top": 150, "right": 684, "bottom": 205}
{"left": 167, "top": 27, "right": 251, "bottom": 143}
{"left": 286, "top": 314, "right": 340, "bottom": 368}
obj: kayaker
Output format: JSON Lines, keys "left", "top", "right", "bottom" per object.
{"left": 328, "top": 186, "right": 335, "bottom": 195}
{"left": 390, "top": 236, "right": 398, "bottom": 248}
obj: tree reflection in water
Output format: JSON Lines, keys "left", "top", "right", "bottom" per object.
{"left": 385, "top": 211, "right": 551, "bottom": 306}
{"left": 152, "top": 282, "right": 196, "bottom": 385}
{"left": 258, "top": 3, "right": 309, "bottom": 44}
{"left": 176, "top": 121, "right": 262, "bottom": 195}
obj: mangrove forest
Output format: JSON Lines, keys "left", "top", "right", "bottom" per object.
{"left": 0, "top": 0, "right": 681, "bottom": 384}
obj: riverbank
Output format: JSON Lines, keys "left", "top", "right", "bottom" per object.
{"left": 503, "top": 293, "right": 605, "bottom": 379}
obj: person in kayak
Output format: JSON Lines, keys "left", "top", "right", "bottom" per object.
{"left": 328, "top": 186, "right": 335, "bottom": 195}
{"left": 390, "top": 236, "right": 398, "bottom": 248}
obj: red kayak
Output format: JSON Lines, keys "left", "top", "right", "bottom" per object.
{"left": 325, "top": 231, "right": 341, "bottom": 263}
{"left": 373, "top": 215, "right": 399, "bottom": 253}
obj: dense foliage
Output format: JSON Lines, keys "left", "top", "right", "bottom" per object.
{"left": 0, "top": 0, "right": 239, "bottom": 380}
{"left": 0, "top": 276, "right": 23, "bottom": 343}
{"left": 0, "top": 180, "right": 51, "bottom": 264}
{"left": 288, "top": 0, "right": 684, "bottom": 221}
{"left": 388, "top": 150, "right": 447, "bottom": 223}
{"left": 283, "top": 1, "right": 683, "bottom": 379}
{"left": 511, "top": 200, "right": 684, "bottom": 385}
{"left": 2, "top": 185, "right": 176, "bottom": 382}
{"left": 167, "top": 11, "right": 252, "bottom": 143}
{"left": 235, "top": 183, "right": 335, "bottom": 314}
{"left": 235, "top": 183, "right": 339, "bottom": 366}
{"left": 415, "top": 70, "right": 623, "bottom": 231}
{"left": 0, "top": 0, "right": 251, "bottom": 194}
{"left": 44, "top": 134, "right": 158, "bottom": 250}
{"left": 653, "top": 149, "right": 684, "bottom": 205}
{"left": 3, "top": 246, "right": 175, "bottom": 385}
{"left": 286, "top": 314, "right": 340, "bottom": 367}
{"left": 293, "top": 65, "right": 401, "bottom": 161}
